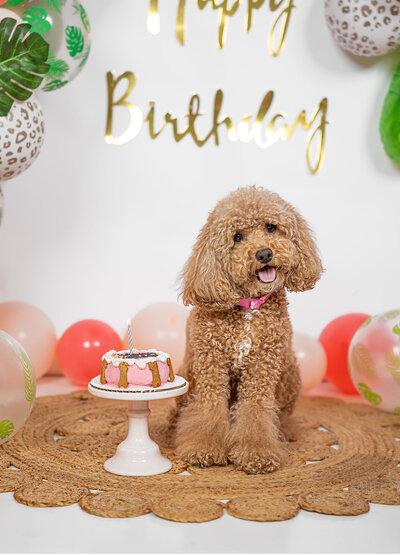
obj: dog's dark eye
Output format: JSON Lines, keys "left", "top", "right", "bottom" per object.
{"left": 233, "top": 233, "right": 243, "bottom": 243}
{"left": 266, "top": 223, "right": 276, "bottom": 234}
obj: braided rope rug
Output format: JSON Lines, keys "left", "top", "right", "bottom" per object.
{"left": 0, "top": 391, "right": 399, "bottom": 522}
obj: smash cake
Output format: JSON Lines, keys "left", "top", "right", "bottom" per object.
{"left": 100, "top": 349, "right": 175, "bottom": 389}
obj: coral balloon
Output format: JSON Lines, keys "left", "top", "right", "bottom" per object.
{"left": 124, "top": 303, "right": 190, "bottom": 371}
{"left": 0, "top": 302, "right": 56, "bottom": 379}
{"left": 292, "top": 332, "right": 327, "bottom": 393}
{"left": 348, "top": 310, "right": 400, "bottom": 413}
{"left": 0, "top": 330, "right": 36, "bottom": 445}
{"left": 319, "top": 313, "right": 371, "bottom": 394}
{"left": 58, "top": 320, "right": 122, "bottom": 387}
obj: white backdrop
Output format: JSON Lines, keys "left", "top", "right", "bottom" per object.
{"left": 0, "top": 0, "right": 399, "bottom": 341}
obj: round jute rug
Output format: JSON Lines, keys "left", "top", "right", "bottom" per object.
{"left": 0, "top": 392, "right": 399, "bottom": 522}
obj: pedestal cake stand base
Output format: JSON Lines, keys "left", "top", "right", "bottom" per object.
{"left": 88, "top": 375, "right": 188, "bottom": 476}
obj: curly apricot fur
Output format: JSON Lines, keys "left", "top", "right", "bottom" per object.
{"left": 174, "top": 186, "right": 322, "bottom": 474}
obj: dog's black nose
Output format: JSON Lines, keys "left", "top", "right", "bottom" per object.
{"left": 256, "top": 248, "right": 273, "bottom": 264}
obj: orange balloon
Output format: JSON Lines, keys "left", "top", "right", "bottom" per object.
{"left": 0, "top": 302, "right": 57, "bottom": 380}
{"left": 123, "top": 303, "right": 190, "bottom": 371}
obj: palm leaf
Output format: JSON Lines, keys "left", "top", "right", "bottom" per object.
{"left": 65, "top": 25, "right": 84, "bottom": 58}
{"left": 46, "top": 51, "right": 69, "bottom": 79}
{"left": 22, "top": 7, "right": 51, "bottom": 36}
{"left": 73, "top": 2, "right": 90, "bottom": 33}
{"left": 0, "top": 18, "right": 49, "bottom": 117}
{"left": 44, "top": 0, "right": 64, "bottom": 12}
{"left": 0, "top": 419, "right": 14, "bottom": 440}
{"left": 350, "top": 343, "right": 376, "bottom": 379}
{"left": 20, "top": 349, "right": 35, "bottom": 403}
{"left": 43, "top": 78, "right": 67, "bottom": 91}
{"left": 5, "top": 0, "right": 28, "bottom": 6}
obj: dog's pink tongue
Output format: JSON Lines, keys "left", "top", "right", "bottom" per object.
{"left": 258, "top": 266, "right": 276, "bottom": 283}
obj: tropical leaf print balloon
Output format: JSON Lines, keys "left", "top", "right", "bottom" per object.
{"left": 4, "top": 0, "right": 90, "bottom": 91}
{"left": 0, "top": 419, "right": 14, "bottom": 439}
{"left": 348, "top": 310, "right": 400, "bottom": 413}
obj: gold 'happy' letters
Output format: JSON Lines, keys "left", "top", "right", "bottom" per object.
{"left": 105, "top": 71, "right": 328, "bottom": 174}
{"left": 148, "top": 0, "right": 295, "bottom": 55}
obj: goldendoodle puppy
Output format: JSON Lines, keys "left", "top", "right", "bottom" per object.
{"left": 174, "top": 186, "right": 322, "bottom": 474}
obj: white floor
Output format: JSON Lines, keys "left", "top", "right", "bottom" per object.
{"left": 0, "top": 377, "right": 399, "bottom": 554}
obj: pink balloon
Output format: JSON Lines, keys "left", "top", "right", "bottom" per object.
{"left": 0, "top": 302, "right": 57, "bottom": 380}
{"left": 293, "top": 332, "right": 327, "bottom": 393}
{"left": 123, "top": 303, "right": 190, "bottom": 371}
{"left": 0, "top": 330, "right": 36, "bottom": 445}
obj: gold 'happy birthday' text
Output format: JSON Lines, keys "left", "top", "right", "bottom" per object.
{"left": 147, "top": 0, "right": 296, "bottom": 55}
{"left": 105, "top": 71, "right": 328, "bottom": 174}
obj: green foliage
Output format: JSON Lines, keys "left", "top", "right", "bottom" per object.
{"left": 5, "top": 0, "right": 28, "bottom": 6}
{"left": 0, "top": 419, "right": 14, "bottom": 440}
{"left": 46, "top": 51, "right": 69, "bottom": 79}
{"left": 380, "top": 64, "right": 400, "bottom": 163}
{"left": 357, "top": 383, "right": 382, "bottom": 405}
{"left": 0, "top": 18, "right": 50, "bottom": 117}
{"left": 78, "top": 43, "right": 90, "bottom": 69}
{"left": 20, "top": 349, "right": 35, "bottom": 403}
{"left": 43, "top": 78, "right": 68, "bottom": 91}
{"left": 360, "top": 317, "right": 371, "bottom": 328}
{"left": 42, "top": 0, "right": 64, "bottom": 13}
{"left": 22, "top": 7, "right": 51, "bottom": 36}
{"left": 394, "top": 407, "right": 400, "bottom": 414}
{"left": 73, "top": 2, "right": 90, "bottom": 33}
{"left": 393, "top": 324, "right": 400, "bottom": 336}
{"left": 65, "top": 25, "right": 84, "bottom": 58}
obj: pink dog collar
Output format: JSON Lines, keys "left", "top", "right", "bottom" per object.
{"left": 236, "top": 293, "right": 272, "bottom": 310}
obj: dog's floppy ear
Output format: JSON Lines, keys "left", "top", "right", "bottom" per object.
{"left": 285, "top": 210, "right": 323, "bottom": 292}
{"left": 181, "top": 226, "right": 238, "bottom": 310}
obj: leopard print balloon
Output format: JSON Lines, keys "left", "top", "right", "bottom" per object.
{"left": 325, "top": 0, "right": 400, "bottom": 57}
{"left": 0, "top": 96, "right": 45, "bottom": 181}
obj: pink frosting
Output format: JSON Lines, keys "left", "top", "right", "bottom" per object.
{"left": 104, "top": 361, "right": 170, "bottom": 387}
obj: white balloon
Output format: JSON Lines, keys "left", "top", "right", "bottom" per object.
{"left": 325, "top": 0, "right": 400, "bottom": 57}
{"left": 0, "top": 96, "right": 45, "bottom": 182}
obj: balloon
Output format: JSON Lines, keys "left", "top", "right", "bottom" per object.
{"left": 0, "top": 186, "right": 3, "bottom": 226}
{"left": 0, "top": 330, "right": 36, "bottom": 445}
{"left": 0, "top": 96, "right": 45, "bottom": 181}
{"left": 325, "top": 0, "right": 400, "bottom": 57}
{"left": 348, "top": 310, "right": 400, "bottom": 413}
{"left": 8, "top": 0, "right": 91, "bottom": 92}
{"left": 123, "top": 303, "right": 190, "bottom": 371}
{"left": 58, "top": 320, "right": 122, "bottom": 387}
{"left": 319, "top": 313, "right": 371, "bottom": 394}
{"left": 0, "top": 7, "right": 22, "bottom": 23}
{"left": 292, "top": 332, "right": 327, "bottom": 393}
{"left": 0, "top": 302, "right": 56, "bottom": 379}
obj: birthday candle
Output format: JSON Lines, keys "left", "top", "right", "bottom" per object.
{"left": 127, "top": 319, "right": 133, "bottom": 354}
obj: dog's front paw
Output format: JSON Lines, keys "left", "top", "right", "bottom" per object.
{"left": 177, "top": 436, "right": 228, "bottom": 467}
{"left": 228, "top": 443, "right": 288, "bottom": 474}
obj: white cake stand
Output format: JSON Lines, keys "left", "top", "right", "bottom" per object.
{"left": 88, "top": 375, "right": 188, "bottom": 477}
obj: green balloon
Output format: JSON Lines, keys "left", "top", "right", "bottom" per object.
{"left": 380, "top": 63, "right": 400, "bottom": 163}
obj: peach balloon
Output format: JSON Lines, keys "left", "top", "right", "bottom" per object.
{"left": 124, "top": 303, "right": 190, "bottom": 371}
{"left": 0, "top": 330, "right": 36, "bottom": 445}
{"left": 0, "top": 302, "right": 57, "bottom": 380}
{"left": 293, "top": 332, "right": 327, "bottom": 393}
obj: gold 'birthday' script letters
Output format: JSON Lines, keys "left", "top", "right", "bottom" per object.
{"left": 148, "top": 0, "right": 295, "bottom": 55}
{"left": 105, "top": 71, "right": 328, "bottom": 174}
